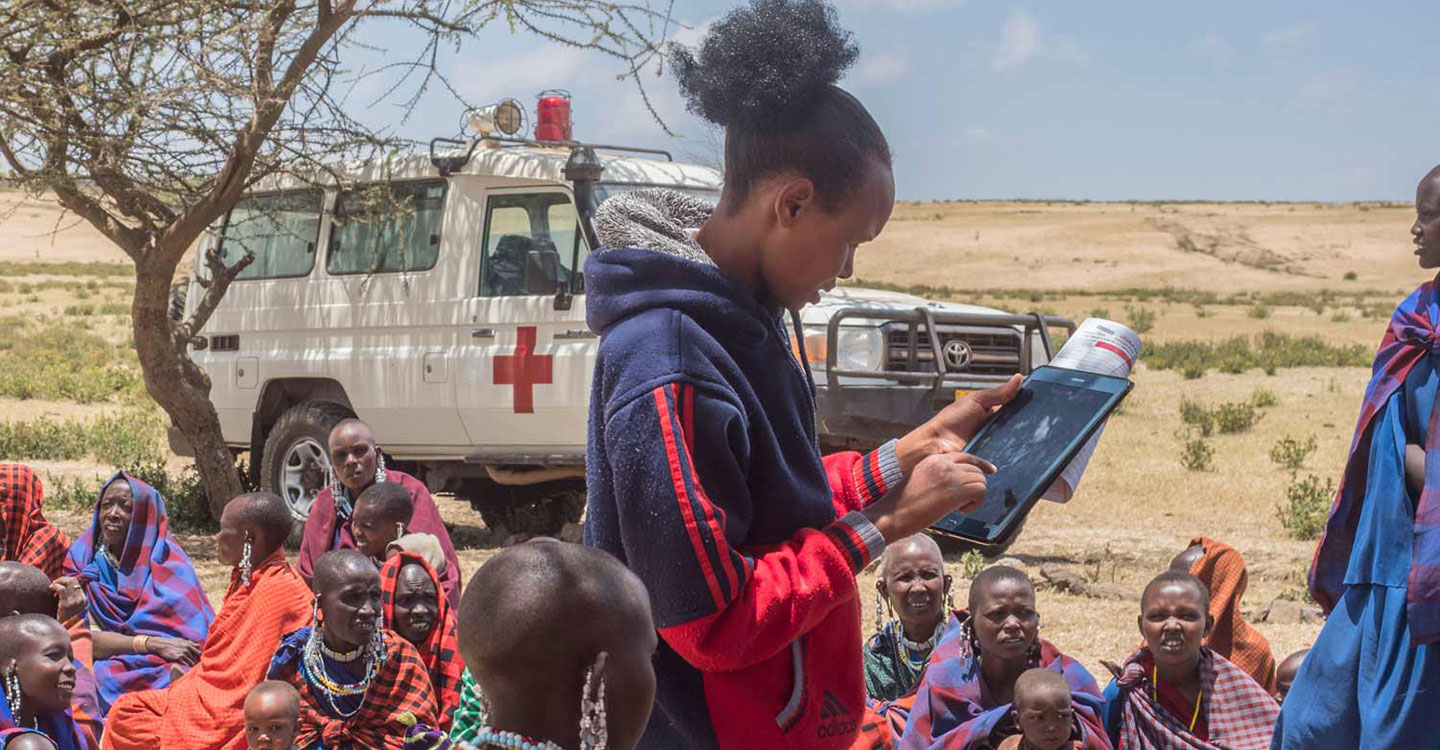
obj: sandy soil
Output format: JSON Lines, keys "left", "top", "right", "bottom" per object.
{"left": 9, "top": 192, "right": 1429, "bottom": 682}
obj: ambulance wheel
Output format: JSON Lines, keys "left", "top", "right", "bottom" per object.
{"left": 261, "top": 400, "right": 355, "bottom": 543}
{"left": 470, "top": 481, "right": 585, "bottom": 538}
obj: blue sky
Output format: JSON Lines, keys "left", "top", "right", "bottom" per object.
{"left": 346, "top": 1, "right": 1437, "bottom": 202}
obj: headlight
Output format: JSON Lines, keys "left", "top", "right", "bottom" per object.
{"left": 792, "top": 326, "right": 884, "bottom": 373}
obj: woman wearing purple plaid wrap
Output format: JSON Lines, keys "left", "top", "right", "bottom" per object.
{"left": 1271, "top": 165, "right": 1440, "bottom": 749}
{"left": 1101, "top": 571, "right": 1277, "bottom": 750}
{"left": 62, "top": 473, "right": 213, "bottom": 715}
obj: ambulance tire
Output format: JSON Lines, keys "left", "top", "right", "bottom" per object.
{"left": 469, "top": 481, "right": 584, "bottom": 538}
{"left": 261, "top": 400, "right": 356, "bottom": 546}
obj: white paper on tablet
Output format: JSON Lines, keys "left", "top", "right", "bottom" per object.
{"left": 1040, "top": 318, "right": 1142, "bottom": 503}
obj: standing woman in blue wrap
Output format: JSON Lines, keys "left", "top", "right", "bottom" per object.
{"left": 63, "top": 473, "right": 213, "bottom": 715}
{"left": 1272, "top": 165, "right": 1440, "bottom": 748}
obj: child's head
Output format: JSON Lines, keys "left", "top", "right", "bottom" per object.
{"left": 1168, "top": 541, "right": 1205, "bottom": 573}
{"left": 1138, "top": 571, "right": 1212, "bottom": 672}
{"left": 670, "top": 0, "right": 894, "bottom": 311}
{"left": 460, "top": 539, "right": 657, "bottom": 750}
{"left": 1275, "top": 648, "right": 1309, "bottom": 703}
{"left": 244, "top": 680, "right": 301, "bottom": 750}
{"left": 1012, "top": 668, "right": 1074, "bottom": 750}
{"left": 351, "top": 482, "right": 413, "bottom": 560}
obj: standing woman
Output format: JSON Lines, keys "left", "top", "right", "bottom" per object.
{"left": 584, "top": 0, "right": 1019, "bottom": 746}
{"left": 63, "top": 473, "right": 212, "bottom": 715}
{"left": 1273, "top": 165, "right": 1440, "bottom": 748}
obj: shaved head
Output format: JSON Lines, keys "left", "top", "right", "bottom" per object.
{"left": 245, "top": 680, "right": 301, "bottom": 721}
{"left": 0, "top": 563, "right": 56, "bottom": 617}
{"left": 968, "top": 565, "right": 1033, "bottom": 612}
{"left": 878, "top": 534, "right": 942, "bottom": 577}
{"left": 1170, "top": 542, "right": 1205, "bottom": 573}
{"left": 313, "top": 549, "right": 377, "bottom": 595}
{"left": 329, "top": 419, "right": 373, "bottom": 444}
{"left": 1142, "top": 570, "right": 1210, "bottom": 614}
{"left": 459, "top": 539, "right": 656, "bottom": 749}
{"left": 0, "top": 614, "right": 66, "bottom": 662}
{"left": 355, "top": 482, "right": 412, "bottom": 525}
{"left": 1014, "top": 667, "right": 1070, "bottom": 707}
{"left": 230, "top": 492, "right": 294, "bottom": 556}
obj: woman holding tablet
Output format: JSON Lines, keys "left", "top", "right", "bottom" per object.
{"left": 581, "top": 0, "right": 1020, "bottom": 746}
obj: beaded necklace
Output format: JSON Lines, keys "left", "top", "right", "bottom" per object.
{"left": 469, "top": 728, "right": 564, "bottom": 750}
{"left": 885, "top": 619, "right": 940, "bottom": 671}
{"left": 332, "top": 456, "right": 387, "bottom": 538}
{"left": 1150, "top": 664, "right": 1202, "bottom": 733}
{"left": 301, "top": 626, "right": 386, "bottom": 718}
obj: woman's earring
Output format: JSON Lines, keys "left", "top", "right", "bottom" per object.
{"left": 376, "top": 451, "right": 387, "bottom": 481}
{"left": 239, "top": 533, "right": 253, "bottom": 587}
{"left": 874, "top": 592, "right": 886, "bottom": 635}
{"left": 1027, "top": 636, "right": 1043, "bottom": 666}
{"left": 4, "top": 668, "right": 22, "bottom": 725}
{"left": 579, "top": 657, "right": 608, "bottom": 750}
{"left": 961, "top": 619, "right": 980, "bottom": 661}
{"left": 311, "top": 595, "right": 322, "bottom": 625}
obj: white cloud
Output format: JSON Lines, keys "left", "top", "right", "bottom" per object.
{"left": 1262, "top": 21, "right": 1318, "bottom": 47}
{"left": 1192, "top": 33, "right": 1232, "bottom": 61}
{"left": 993, "top": 9, "right": 1042, "bottom": 70}
{"left": 852, "top": 51, "right": 913, "bottom": 85}
{"left": 452, "top": 46, "right": 589, "bottom": 105}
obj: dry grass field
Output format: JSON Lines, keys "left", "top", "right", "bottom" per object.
{"left": 3, "top": 190, "right": 1426, "bottom": 682}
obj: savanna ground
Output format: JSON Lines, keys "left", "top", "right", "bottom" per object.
{"left": 2, "top": 190, "right": 1426, "bottom": 681}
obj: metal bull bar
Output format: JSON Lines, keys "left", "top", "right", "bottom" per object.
{"left": 823, "top": 307, "right": 1077, "bottom": 401}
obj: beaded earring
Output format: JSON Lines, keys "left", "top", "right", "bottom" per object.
{"left": 4, "top": 668, "right": 23, "bottom": 726}
{"left": 579, "top": 657, "right": 607, "bottom": 750}
{"left": 873, "top": 591, "right": 886, "bottom": 636}
{"left": 960, "top": 618, "right": 980, "bottom": 661}
{"left": 311, "top": 595, "right": 322, "bottom": 625}
{"left": 239, "top": 533, "right": 253, "bottom": 587}
{"left": 1027, "top": 635, "right": 1043, "bottom": 667}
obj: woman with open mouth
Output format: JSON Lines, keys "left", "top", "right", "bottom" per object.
{"left": 899, "top": 566, "right": 1110, "bottom": 749}
{"left": 267, "top": 549, "right": 437, "bottom": 749}
{"left": 1100, "top": 570, "right": 1278, "bottom": 750}
{"left": 0, "top": 614, "right": 88, "bottom": 750}
{"left": 865, "top": 534, "right": 953, "bottom": 703}
{"left": 63, "top": 473, "right": 212, "bottom": 715}
{"left": 379, "top": 551, "right": 462, "bottom": 731}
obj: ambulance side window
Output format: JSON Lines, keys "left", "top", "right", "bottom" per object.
{"left": 328, "top": 180, "right": 447, "bottom": 275}
{"left": 479, "top": 192, "right": 579, "bottom": 297}
{"left": 217, "top": 190, "right": 323, "bottom": 280}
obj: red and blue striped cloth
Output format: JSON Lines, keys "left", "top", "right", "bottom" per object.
{"left": 1310, "top": 274, "right": 1440, "bottom": 644}
{"left": 62, "top": 472, "right": 214, "bottom": 713}
{"left": 899, "top": 611, "right": 1110, "bottom": 749}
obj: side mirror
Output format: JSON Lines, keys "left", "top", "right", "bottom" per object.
{"left": 524, "top": 249, "right": 561, "bottom": 296}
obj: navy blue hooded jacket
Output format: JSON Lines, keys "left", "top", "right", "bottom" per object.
{"left": 583, "top": 190, "right": 903, "bottom": 749}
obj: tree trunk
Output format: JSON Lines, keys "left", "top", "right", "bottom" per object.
{"left": 132, "top": 264, "right": 241, "bottom": 520}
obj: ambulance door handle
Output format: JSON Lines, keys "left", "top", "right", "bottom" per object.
{"left": 470, "top": 328, "right": 495, "bottom": 340}
{"left": 554, "top": 329, "right": 596, "bottom": 340}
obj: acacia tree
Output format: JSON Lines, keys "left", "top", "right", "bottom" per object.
{"left": 0, "top": 0, "right": 669, "bottom": 517}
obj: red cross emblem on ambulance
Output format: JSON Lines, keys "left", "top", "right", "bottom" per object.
{"left": 493, "top": 326, "right": 553, "bottom": 414}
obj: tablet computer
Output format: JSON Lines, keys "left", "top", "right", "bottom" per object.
{"left": 928, "top": 366, "right": 1133, "bottom": 547}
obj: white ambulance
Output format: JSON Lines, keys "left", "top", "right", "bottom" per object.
{"left": 174, "top": 97, "right": 1073, "bottom": 535}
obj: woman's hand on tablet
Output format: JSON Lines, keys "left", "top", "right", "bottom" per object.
{"left": 896, "top": 374, "right": 1021, "bottom": 475}
{"left": 862, "top": 452, "right": 996, "bottom": 544}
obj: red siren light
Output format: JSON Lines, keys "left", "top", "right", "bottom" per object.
{"left": 535, "top": 89, "right": 572, "bottom": 143}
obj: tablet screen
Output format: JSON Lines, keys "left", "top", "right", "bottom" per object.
{"left": 959, "top": 380, "right": 1115, "bottom": 531}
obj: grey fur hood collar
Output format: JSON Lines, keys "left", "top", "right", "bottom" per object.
{"left": 592, "top": 188, "right": 716, "bottom": 266}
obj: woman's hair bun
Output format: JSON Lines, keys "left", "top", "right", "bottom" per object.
{"left": 671, "top": 0, "right": 859, "bottom": 134}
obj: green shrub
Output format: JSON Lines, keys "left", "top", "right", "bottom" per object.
{"left": 123, "top": 461, "right": 217, "bottom": 532}
{"left": 1251, "top": 387, "right": 1278, "bottom": 408}
{"left": 0, "top": 411, "right": 163, "bottom": 464}
{"left": 1330, "top": 312, "right": 1352, "bottom": 323}
{"left": 41, "top": 473, "right": 95, "bottom": 512}
{"left": 961, "top": 550, "right": 986, "bottom": 579}
{"left": 1180, "top": 438, "right": 1214, "bottom": 472}
{"left": 1142, "top": 332, "right": 1371, "bottom": 377}
{"left": 0, "top": 419, "right": 88, "bottom": 460}
{"left": 1343, "top": 271, "right": 1358, "bottom": 281}
{"left": 1215, "top": 401, "right": 1261, "bottom": 434}
{"left": 1125, "top": 305, "right": 1156, "bottom": 334}
{"left": 63, "top": 305, "right": 95, "bottom": 317}
{"left": 1179, "top": 398, "right": 1214, "bottom": 437}
{"left": 1277, "top": 474, "right": 1335, "bottom": 539}
{"left": 1270, "top": 435, "right": 1318, "bottom": 472}
{"left": 1194, "top": 306, "right": 1211, "bottom": 319}
{"left": 0, "top": 316, "right": 142, "bottom": 402}
{"left": 1089, "top": 308, "right": 1111, "bottom": 320}
{"left": 1247, "top": 305, "right": 1271, "bottom": 319}
{"left": 98, "top": 303, "right": 129, "bottom": 316}
{"left": 0, "top": 261, "right": 131, "bottom": 278}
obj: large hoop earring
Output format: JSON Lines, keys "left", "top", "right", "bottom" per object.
{"left": 239, "top": 533, "right": 253, "bottom": 587}
{"left": 579, "top": 657, "right": 608, "bottom": 750}
{"left": 874, "top": 591, "right": 886, "bottom": 636}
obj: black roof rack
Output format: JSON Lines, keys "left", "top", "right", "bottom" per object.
{"left": 427, "top": 135, "right": 673, "bottom": 177}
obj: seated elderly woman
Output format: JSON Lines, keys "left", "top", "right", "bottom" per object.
{"left": 0, "top": 614, "right": 88, "bottom": 750}
{"left": 867, "top": 534, "right": 953, "bottom": 702}
{"left": 63, "top": 473, "right": 213, "bottom": 714}
{"left": 1100, "top": 571, "right": 1278, "bottom": 750}
{"left": 267, "top": 549, "right": 437, "bottom": 750}
{"left": 379, "top": 550, "right": 462, "bottom": 730}
{"left": 0, "top": 466, "right": 72, "bottom": 581}
{"left": 900, "top": 566, "right": 1110, "bottom": 750}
